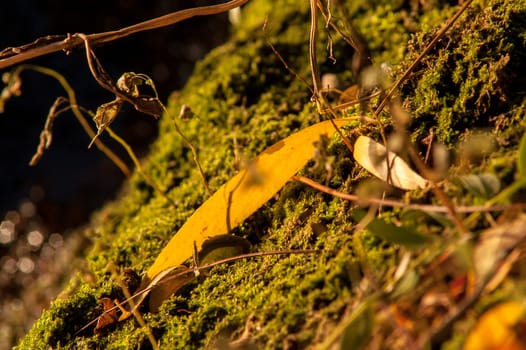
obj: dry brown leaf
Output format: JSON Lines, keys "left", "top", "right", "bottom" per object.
{"left": 473, "top": 213, "right": 526, "bottom": 283}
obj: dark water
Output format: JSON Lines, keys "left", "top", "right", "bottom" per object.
{"left": 0, "top": 1, "right": 230, "bottom": 346}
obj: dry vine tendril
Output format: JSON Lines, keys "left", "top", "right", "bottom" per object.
{"left": 0, "top": 34, "right": 214, "bottom": 212}
{"left": 1, "top": 64, "right": 132, "bottom": 176}
{"left": 77, "top": 33, "right": 212, "bottom": 198}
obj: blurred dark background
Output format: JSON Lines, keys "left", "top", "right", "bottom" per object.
{"left": 0, "top": 0, "right": 231, "bottom": 346}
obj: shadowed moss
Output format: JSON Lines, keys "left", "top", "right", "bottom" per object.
{"left": 17, "top": 0, "right": 526, "bottom": 348}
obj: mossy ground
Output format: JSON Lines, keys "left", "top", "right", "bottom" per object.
{"left": 18, "top": 0, "right": 526, "bottom": 349}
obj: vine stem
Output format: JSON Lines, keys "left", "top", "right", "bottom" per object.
{"left": 75, "top": 248, "right": 321, "bottom": 336}
{"left": 106, "top": 127, "right": 178, "bottom": 210}
{"left": 0, "top": 0, "right": 248, "bottom": 70}
{"left": 19, "top": 64, "right": 132, "bottom": 177}
{"left": 291, "top": 175, "right": 522, "bottom": 214}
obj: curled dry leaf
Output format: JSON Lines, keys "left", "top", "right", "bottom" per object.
{"left": 94, "top": 297, "right": 119, "bottom": 334}
{"left": 473, "top": 213, "right": 526, "bottom": 283}
{"left": 353, "top": 135, "right": 428, "bottom": 190}
{"left": 90, "top": 99, "right": 123, "bottom": 145}
{"left": 116, "top": 72, "right": 163, "bottom": 117}
{"left": 148, "top": 265, "right": 195, "bottom": 313}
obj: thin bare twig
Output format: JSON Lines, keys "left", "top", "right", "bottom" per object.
{"left": 291, "top": 175, "right": 523, "bottom": 214}
{"left": 109, "top": 265, "right": 159, "bottom": 350}
{"left": 0, "top": 0, "right": 248, "bottom": 70}
{"left": 309, "top": 0, "right": 321, "bottom": 101}
{"left": 75, "top": 248, "right": 321, "bottom": 336}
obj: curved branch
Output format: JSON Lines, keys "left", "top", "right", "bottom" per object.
{"left": 0, "top": 0, "right": 247, "bottom": 70}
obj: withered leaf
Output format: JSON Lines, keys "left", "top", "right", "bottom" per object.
{"left": 116, "top": 72, "right": 154, "bottom": 97}
{"left": 89, "top": 99, "right": 123, "bottom": 147}
{"left": 93, "top": 297, "right": 119, "bottom": 335}
{"left": 148, "top": 265, "right": 195, "bottom": 313}
{"left": 474, "top": 213, "right": 526, "bottom": 283}
{"left": 128, "top": 95, "right": 163, "bottom": 118}
{"left": 354, "top": 136, "right": 428, "bottom": 190}
{"left": 116, "top": 72, "right": 163, "bottom": 118}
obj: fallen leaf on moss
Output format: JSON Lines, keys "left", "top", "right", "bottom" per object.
{"left": 198, "top": 234, "right": 251, "bottom": 267}
{"left": 130, "top": 118, "right": 353, "bottom": 314}
{"left": 463, "top": 301, "right": 526, "bottom": 350}
{"left": 117, "top": 236, "right": 251, "bottom": 316}
{"left": 94, "top": 297, "right": 119, "bottom": 334}
{"left": 353, "top": 135, "right": 428, "bottom": 190}
{"left": 148, "top": 265, "right": 195, "bottom": 313}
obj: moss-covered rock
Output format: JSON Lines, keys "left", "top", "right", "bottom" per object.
{"left": 18, "top": 0, "right": 526, "bottom": 348}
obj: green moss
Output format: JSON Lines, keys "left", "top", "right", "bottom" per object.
{"left": 401, "top": 0, "right": 526, "bottom": 144}
{"left": 18, "top": 0, "right": 526, "bottom": 348}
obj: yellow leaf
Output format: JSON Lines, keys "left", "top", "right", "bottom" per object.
{"left": 139, "top": 118, "right": 353, "bottom": 289}
{"left": 353, "top": 136, "right": 428, "bottom": 190}
{"left": 464, "top": 301, "right": 526, "bottom": 350}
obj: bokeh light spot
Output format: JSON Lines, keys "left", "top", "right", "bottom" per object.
{"left": 27, "top": 230, "right": 44, "bottom": 248}
{"left": 17, "top": 257, "right": 35, "bottom": 274}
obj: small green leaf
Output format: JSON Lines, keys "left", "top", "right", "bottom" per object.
{"left": 367, "top": 218, "right": 428, "bottom": 247}
{"left": 353, "top": 211, "right": 428, "bottom": 247}
{"left": 198, "top": 234, "right": 251, "bottom": 266}
{"left": 457, "top": 173, "right": 501, "bottom": 198}
{"left": 400, "top": 209, "right": 453, "bottom": 229}
{"left": 390, "top": 268, "right": 419, "bottom": 299}
{"left": 339, "top": 301, "right": 373, "bottom": 350}
{"left": 518, "top": 132, "right": 526, "bottom": 177}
